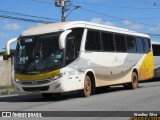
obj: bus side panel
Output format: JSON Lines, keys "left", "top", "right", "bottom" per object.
{"left": 153, "top": 56, "right": 160, "bottom": 79}
{"left": 65, "top": 62, "right": 85, "bottom": 91}
{"left": 78, "top": 52, "right": 142, "bottom": 87}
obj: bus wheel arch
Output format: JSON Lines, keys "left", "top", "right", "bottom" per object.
{"left": 81, "top": 71, "right": 96, "bottom": 97}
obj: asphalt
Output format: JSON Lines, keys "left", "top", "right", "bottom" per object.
{"left": 0, "top": 80, "right": 160, "bottom": 120}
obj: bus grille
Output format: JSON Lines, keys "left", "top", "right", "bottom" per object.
{"left": 20, "top": 80, "right": 50, "bottom": 85}
{"left": 22, "top": 86, "right": 49, "bottom": 92}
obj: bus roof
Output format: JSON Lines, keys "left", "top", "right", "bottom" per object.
{"left": 21, "top": 21, "right": 150, "bottom": 38}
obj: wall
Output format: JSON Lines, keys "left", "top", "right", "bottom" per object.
{"left": 0, "top": 56, "right": 3, "bottom": 61}
{"left": 0, "top": 60, "right": 12, "bottom": 87}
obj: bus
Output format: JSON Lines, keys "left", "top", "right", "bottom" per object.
{"left": 152, "top": 41, "right": 160, "bottom": 79}
{"left": 5, "top": 21, "right": 154, "bottom": 98}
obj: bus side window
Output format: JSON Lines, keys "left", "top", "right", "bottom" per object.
{"left": 136, "top": 37, "right": 144, "bottom": 53}
{"left": 114, "top": 34, "right": 127, "bottom": 52}
{"left": 143, "top": 38, "right": 151, "bottom": 53}
{"left": 85, "top": 30, "right": 102, "bottom": 51}
{"left": 101, "top": 32, "right": 115, "bottom": 52}
{"left": 126, "top": 36, "right": 137, "bottom": 53}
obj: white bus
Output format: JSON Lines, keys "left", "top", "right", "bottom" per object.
{"left": 6, "top": 21, "right": 154, "bottom": 98}
{"left": 152, "top": 41, "right": 160, "bottom": 79}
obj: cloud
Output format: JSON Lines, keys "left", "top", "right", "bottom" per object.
{"left": 91, "top": 18, "right": 116, "bottom": 26}
{"left": 122, "top": 20, "right": 144, "bottom": 31}
{"left": 130, "top": 24, "right": 144, "bottom": 30}
{"left": 37, "top": 23, "right": 45, "bottom": 26}
{"left": 123, "top": 20, "right": 132, "bottom": 25}
{"left": 150, "top": 23, "right": 160, "bottom": 32}
{"left": 90, "top": 18, "right": 143, "bottom": 31}
{"left": 3, "top": 23, "right": 22, "bottom": 30}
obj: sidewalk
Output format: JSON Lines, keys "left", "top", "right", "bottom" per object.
{"left": 0, "top": 86, "right": 17, "bottom": 96}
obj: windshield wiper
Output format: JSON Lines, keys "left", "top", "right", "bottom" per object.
{"left": 22, "top": 57, "right": 33, "bottom": 74}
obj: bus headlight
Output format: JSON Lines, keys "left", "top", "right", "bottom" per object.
{"left": 15, "top": 79, "right": 21, "bottom": 83}
{"left": 50, "top": 73, "right": 63, "bottom": 81}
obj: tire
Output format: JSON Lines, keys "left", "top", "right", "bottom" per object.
{"left": 41, "top": 93, "right": 53, "bottom": 99}
{"left": 81, "top": 75, "right": 92, "bottom": 97}
{"left": 128, "top": 72, "right": 138, "bottom": 89}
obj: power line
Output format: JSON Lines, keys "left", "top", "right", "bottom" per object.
{"left": 0, "top": 9, "right": 59, "bottom": 21}
{"left": 0, "top": 15, "right": 52, "bottom": 23}
{"left": 132, "top": 0, "right": 160, "bottom": 7}
{"left": 71, "top": 1, "right": 160, "bottom": 10}
{"left": 81, "top": 7, "right": 160, "bottom": 28}
{"left": 29, "top": 0, "right": 160, "bottom": 28}
{"left": 31, "top": 0, "right": 53, "bottom": 5}
{"left": 30, "top": 0, "right": 160, "bottom": 23}
{"left": 30, "top": 0, "right": 160, "bottom": 22}
{"left": 98, "top": 16, "right": 160, "bottom": 23}
{"left": 148, "top": 33, "right": 160, "bottom": 36}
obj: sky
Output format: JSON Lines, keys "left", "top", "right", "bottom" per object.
{"left": 0, "top": 0, "right": 160, "bottom": 51}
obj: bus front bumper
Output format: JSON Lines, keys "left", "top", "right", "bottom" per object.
{"left": 13, "top": 77, "right": 66, "bottom": 94}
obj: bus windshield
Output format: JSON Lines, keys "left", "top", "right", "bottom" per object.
{"left": 15, "top": 33, "right": 63, "bottom": 73}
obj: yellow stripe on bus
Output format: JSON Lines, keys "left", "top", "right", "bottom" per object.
{"left": 139, "top": 51, "right": 154, "bottom": 80}
{"left": 15, "top": 69, "right": 60, "bottom": 81}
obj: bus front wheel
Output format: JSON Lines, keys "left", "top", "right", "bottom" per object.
{"left": 81, "top": 75, "right": 92, "bottom": 97}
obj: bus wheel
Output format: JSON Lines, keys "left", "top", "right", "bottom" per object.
{"left": 129, "top": 72, "right": 138, "bottom": 89}
{"left": 81, "top": 75, "right": 92, "bottom": 97}
{"left": 41, "top": 93, "right": 53, "bottom": 99}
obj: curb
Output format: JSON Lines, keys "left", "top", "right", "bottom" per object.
{"left": 0, "top": 86, "right": 17, "bottom": 96}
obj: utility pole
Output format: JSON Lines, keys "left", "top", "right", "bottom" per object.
{"left": 55, "top": 0, "right": 66, "bottom": 22}
{"left": 61, "top": 3, "right": 66, "bottom": 22}
{"left": 55, "top": 0, "right": 81, "bottom": 22}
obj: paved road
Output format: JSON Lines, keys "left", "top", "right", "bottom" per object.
{"left": 0, "top": 80, "right": 160, "bottom": 120}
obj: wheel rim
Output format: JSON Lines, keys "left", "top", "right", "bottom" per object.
{"left": 84, "top": 76, "right": 91, "bottom": 97}
{"left": 132, "top": 73, "right": 138, "bottom": 89}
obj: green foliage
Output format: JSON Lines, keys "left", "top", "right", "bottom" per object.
{"left": 0, "top": 49, "right": 16, "bottom": 55}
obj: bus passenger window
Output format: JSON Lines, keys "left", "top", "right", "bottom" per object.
{"left": 136, "top": 37, "right": 144, "bottom": 53}
{"left": 115, "top": 34, "right": 127, "bottom": 52}
{"left": 143, "top": 38, "right": 151, "bottom": 53}
{"left": 126, "top": 36, "right": 137, "bottom": 53}
{"left": 101, "top": 32, "right": 115, "bottom": 51}
{"left": 85, "top": 30, "right": 102, "bottom": 51}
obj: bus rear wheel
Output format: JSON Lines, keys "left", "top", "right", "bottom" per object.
{"left": 81, "top": 75, "right": 92, "bottom": 97}
{"left": 131, "top": 72, "right": 138, "bottom": 89}
{"left": 125, "top": 72, "right": 138, "bottom": 89}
